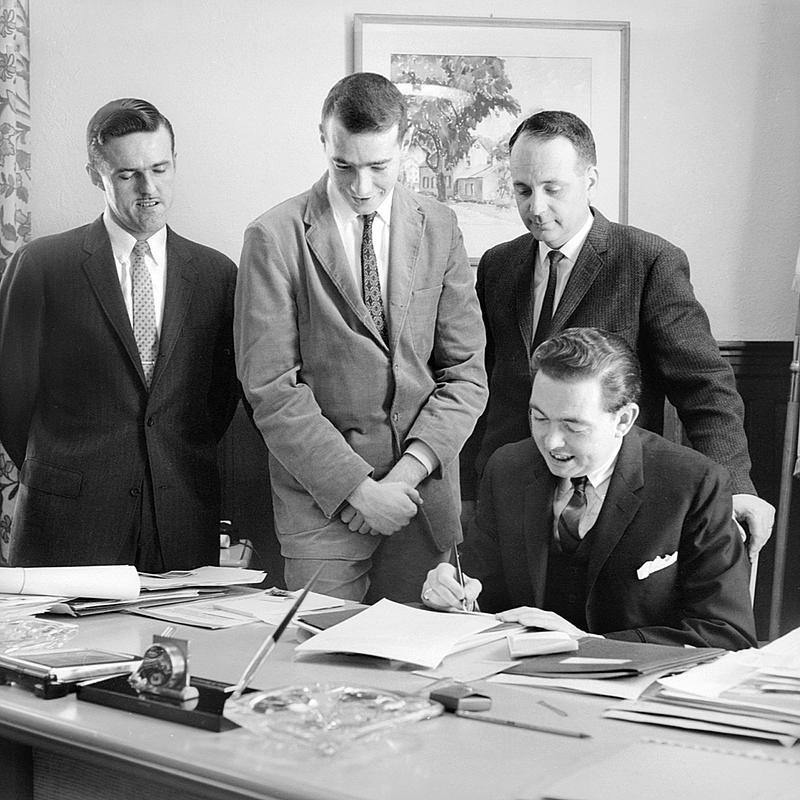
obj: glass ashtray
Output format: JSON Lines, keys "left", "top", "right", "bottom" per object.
{"left": 225, "top": 683, "right": 443, "bottom": 755}
{"left": 0, "top": 617, "right": 79, "bottom": 654}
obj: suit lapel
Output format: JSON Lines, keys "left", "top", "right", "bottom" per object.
{"left": 81, "top": 217, "right": 144, "bottom": 382}
{"left": 551, "top": 209, "right": 610, "bottom": 331}
{"left": 585, "top": 429, "right": 644, "bottom": 597}
{"left": 304, "top": 175, "right": 388, "bottom": 349}
{"left": 385, "top": 185, "right": 422, "bottom": 351}
{"left": 523, "top": 453, "right": 556, "bottom": 605}
{"left": 513, "top": 237, "right": 536, "bottom": 353}
{"left": 150, "top": 228, "right": 196, "bottom": 390}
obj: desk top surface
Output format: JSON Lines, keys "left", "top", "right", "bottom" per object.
{"left": 0, "top": 612, "right": 794, "bottom": 800}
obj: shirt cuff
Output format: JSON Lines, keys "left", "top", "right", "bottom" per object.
{"left": 405, "top": 440, "right": 438, "bottom": 477}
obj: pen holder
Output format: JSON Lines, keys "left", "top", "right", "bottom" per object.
{"left": 77, "top": 674, "right": 247, "bottom": 732}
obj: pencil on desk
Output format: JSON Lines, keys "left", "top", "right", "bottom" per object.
{"left": 455, "top": 710, "right": 590, "bottom": 739}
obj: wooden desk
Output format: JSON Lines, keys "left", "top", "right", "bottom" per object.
{"left": 0, "top": 613, "right": 794, "bottom": 800}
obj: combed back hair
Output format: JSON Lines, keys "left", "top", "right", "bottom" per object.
{"left": 86, "top": 98, "right": 175, "bottom": 168}
{"left": 321, "top": 72, "right": 407, "bottom": 139}
{"left": 532, "top": 327, "right": 641, "bottom": 412}
{"left": 509, "top": 110, "right": 596, "bottom": 168}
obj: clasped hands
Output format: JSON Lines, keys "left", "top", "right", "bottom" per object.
{"left": 339, "top": 454, "right": 429, "bottom": 536}
{"left": 421, "top": 563, "right": 588, "bottom": 638}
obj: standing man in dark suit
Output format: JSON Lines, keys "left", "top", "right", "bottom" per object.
{"left": 425, "top": 329, "right": 756, "bottom": 651}
{"left": 462, "top": 110, "right": 773, "bottom": 556}
{"left": 235, "top": 73, "right": 487, "bottom": 602}
{"left": 0, "top": 98, "right": 239, "bottom": 570}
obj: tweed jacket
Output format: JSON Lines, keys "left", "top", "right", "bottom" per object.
{"left": 463, "top": 208, "right": 754, "bottom": 497}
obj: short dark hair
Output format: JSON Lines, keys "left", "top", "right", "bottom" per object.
{"left": 321, "top": 72, "right": 407, "bottom": 139}
{"left": 86, "top": 98, "right": 175, "bottom": 168}
{"left": 509, "top": 110, "right": 596, "bottom": 168}
{"left": 532, "top": 327, "right": 641, "bottom": 412}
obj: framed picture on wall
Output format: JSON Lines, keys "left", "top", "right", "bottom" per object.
{"left": 354, "top": 14, "right": 630, "bottom": 261}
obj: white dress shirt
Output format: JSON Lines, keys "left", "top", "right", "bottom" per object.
{"left": 103, "top": 209, "right": 168, "bottom": 334}
{"left": 552, "top": 439, "right": 622, "bottom": 542}
{"left": 326, "top": 178, "right": 437, "bottom": 477}
{"left": 327, "top": 180, "right": 391, "bottom": 306}
{"left": 532, "top": 211, "right": 594, "bottom": 332}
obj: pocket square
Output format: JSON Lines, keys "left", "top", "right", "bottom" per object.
{"left": 636, "top": 551, "right": 678, "bottom": 581}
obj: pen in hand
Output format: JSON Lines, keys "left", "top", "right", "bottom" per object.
{"left": 453, "top": 548, "right": 479, "bottom": 612}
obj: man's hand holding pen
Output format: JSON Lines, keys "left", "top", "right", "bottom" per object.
{"left": 421, "top": 562, "right": 482, "bottom": 612}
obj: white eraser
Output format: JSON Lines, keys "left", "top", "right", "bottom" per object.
{"left": 506, "top": 631, "right": 580, "bottom": 658}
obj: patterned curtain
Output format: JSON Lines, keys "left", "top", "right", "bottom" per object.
{"left": 0, "top": 0, "right": 30, "bottom": 563}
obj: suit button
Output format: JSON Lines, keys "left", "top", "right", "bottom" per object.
{"left": 130, "top": 487, "right": 140, "bottom": 496}
{"left": 146, "top": 416, "right": 155, "bottom": 427}
{"left": 392, "top": 412, "right": 399, "bottom": 422}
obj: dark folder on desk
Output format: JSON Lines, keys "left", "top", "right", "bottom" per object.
{"left": 504, "top": 637, "right": 724, "bottom": 679}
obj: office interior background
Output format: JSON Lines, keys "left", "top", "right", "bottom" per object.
{"left": 11, "top": 0, "right": 800, "bottom": 636}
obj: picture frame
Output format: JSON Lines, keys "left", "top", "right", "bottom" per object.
{"left": 354, "top": 14, "right": 630, "bottom": 261}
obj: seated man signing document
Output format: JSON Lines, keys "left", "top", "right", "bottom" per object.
{"left": 422, "top": 328, "right": 756, "bottom": 650}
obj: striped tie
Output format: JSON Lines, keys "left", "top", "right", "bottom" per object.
{"left": 558, "top": 476, "right": 588, "bottom": 554}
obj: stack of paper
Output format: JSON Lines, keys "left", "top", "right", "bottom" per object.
{"left": 604, "top": 627, "right": 800, "bottom": 746}
{"left": 294, "top": 598, "right": 508, "bottom": 668}
{"left": 131, "top": 589, "right": 345, "bottom": 630}
{"left": 47, "top": 566, "right": 267, "bottom": 617}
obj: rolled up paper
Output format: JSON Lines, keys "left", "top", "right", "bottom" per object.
{"left": 0, "top": 565, "right": 140, "bottom": 599}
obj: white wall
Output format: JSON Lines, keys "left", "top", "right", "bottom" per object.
{"left": 30, "top": 0, "right": 800, "bottom": 340}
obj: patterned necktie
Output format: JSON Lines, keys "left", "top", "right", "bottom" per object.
{"left": 558, "top": 476, "right": 588, "bottom": 554}
{"left": 532, "top": 250, "right": 564, "bottom": 351}
{"left": 130, "top": 239, "right": 159, "bottom": 387}
{"left": 360, "top": 212, "right": 388, "bottom": 343}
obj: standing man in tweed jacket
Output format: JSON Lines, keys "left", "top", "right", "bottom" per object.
{"left": 461, "top": 110, "right": 773, "bottom": 555}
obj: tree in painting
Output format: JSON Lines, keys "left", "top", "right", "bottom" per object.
{"left": 392, "top": 54, "right": 521, "bottom": 203}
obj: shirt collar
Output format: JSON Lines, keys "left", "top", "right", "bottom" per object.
{"left": 102, "top": 208, "right": 167, "bottom": 262}
{"left": 558, "top": 436, "right": 622, "bottom": 494}
{"left": 326, "top": 177, "right": 394, "bottom": 228}
{"left": 538, "top": 208, "right": 594, "bottom": 266}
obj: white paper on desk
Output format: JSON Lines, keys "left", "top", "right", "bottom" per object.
{"left": 542, "top": 740, "right": 800, "bottom": 800}
{"left": 658, "top": 647, "right": 766, "bottom": 698}
{"left": 607, "top": 698, "right": 800, "bottom": 742}
{"left": 131, "top": 600, "right": 257, "bottom": 629}
{"left": 488, "top": 671, "right": 658, "bottom": 700}
{"left": 0, "top": 593, "right": 66, "bottom": 620}
{"left": 0, "top": 565, "right": 139, "bottom": 599}
{"left": 294, "top": 598, "right": 500, "bottom": 668}
{"left": 213, "top": 590, "right": 344, "bottom": 625}
{"left": 138, "top": 566, "right": 265, "bottom": 591}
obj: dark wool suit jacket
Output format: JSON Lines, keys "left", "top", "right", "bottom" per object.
{"left": 462, "top": 208, "right": 754, "bottom": 498}
{"left": 465, "top": 428, "right": 757, "bottom": 650}
{"left": 0, "top": 217, "right": 239, "bottom": 568}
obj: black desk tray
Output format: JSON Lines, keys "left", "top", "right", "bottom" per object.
{"left": 77, "top": 674, "right": 243, "bottom": 732}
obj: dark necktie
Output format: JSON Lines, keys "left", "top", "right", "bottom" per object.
{"left": 130, "top": 239, "right": 158, "bottom": 387}
{"left": 558, "top": 476, "right": 588, "bottom": 554}
{"left": 360, "top": 212, "right": 388, "bottom": 344}
{"left": 531, "top": 250, "right": 564, "bottom": 351}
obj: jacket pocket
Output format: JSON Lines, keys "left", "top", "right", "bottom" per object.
{"left": 21, "top": 458, "right": 82, "bottom": 498}
{"left": 409, "top": 285, "right": 443, "bottom": 358}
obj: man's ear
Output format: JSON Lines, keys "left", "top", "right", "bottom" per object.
{"left": 585, "top": 164, "right": 599, "bottom": 201}
{"left": 86, "top": 163, "right": 104, "bottom": 191}
{"left": 615, "top": 402, "right": 639, "bottom": 437}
